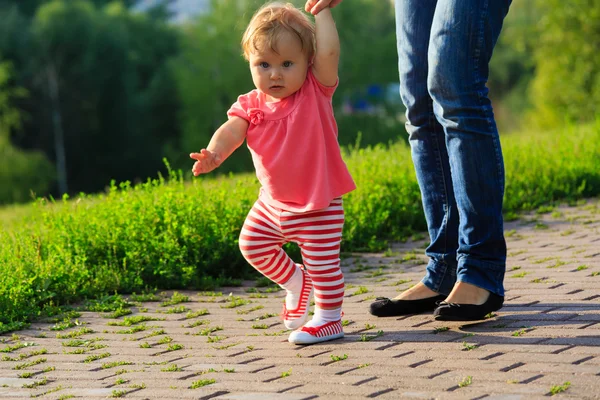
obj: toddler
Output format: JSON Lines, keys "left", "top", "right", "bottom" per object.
{"left": 190, "top": 1, "right": 355, "bottom": 344}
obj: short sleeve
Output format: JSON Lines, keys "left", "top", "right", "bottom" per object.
{"left": 227, "top": 93, "right": 252, "bottom": 121}
{"left": 308, "top": 68, "right": 338, "bottom": 98}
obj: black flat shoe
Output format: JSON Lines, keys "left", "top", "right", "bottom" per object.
{"left": 369, "top": 294, "right": 446, "bottom": 317}
{"left": 433, "top": 292, "right": 504, "bottom": 321}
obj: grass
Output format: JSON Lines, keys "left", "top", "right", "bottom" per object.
{"left": 359, "top": 330, "right": 384, "bottom": 342}
{"left": 549, "top": 381, "right": 571, "bottom": 395}
{"left": 102, "top": 361, "right": 134, "bottom": 369}
{"left": 107, "top": 315, "right": 163, "bottom": 326}
{"left": 82, "top": 352, "right": 111, "bottom": 363}
{"left": 13, "top": 357, "right": 46, "bottom": 370}
{"left": 160, "top": 292, "right": 190, "bottom": 306}
{"left": 1, "top": 122, "right": 600, "bottom": 329}
{"left": 458, "top": 376, "right": 473, "bottom": 388}
{"left": 330, "top": 354, "right": 348, "bottom": 362}
{"left": 190, "top": 378, "right": 216, "bottom": 389}
{"left": 462, "top": 342, "right": 478, "bottom": 351}
{"left": 349, "top": 286, "right": 369, "bottom": 296}
{"left": 185, "top": 309, "right": 209, "bottom": 319}
{"left": 161, "top": 364, "right": 182, "bottom": 372}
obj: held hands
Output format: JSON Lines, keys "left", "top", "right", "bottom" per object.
{"left": 190, "top": 149, "right": 221, "bottom": 176}
{"left": 305, "top": 0, "right": 343, "bottom": 15}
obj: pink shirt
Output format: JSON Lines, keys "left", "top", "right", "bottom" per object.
{"left": 227, "top": 69, "right": 356, "bottom": 212}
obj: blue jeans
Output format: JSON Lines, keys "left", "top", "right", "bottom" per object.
{"left": 395, "top": 0, "right": 511, "bottom": 296}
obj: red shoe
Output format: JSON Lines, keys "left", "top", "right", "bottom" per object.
{"left": 281, "top": 269, "right": 313, "bottom": 330}
{"left": 288, "top": 320, "right": 344, "bottom": 344}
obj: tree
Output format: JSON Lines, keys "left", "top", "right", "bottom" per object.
{"left": 20, "top": 0, "right": 181, "bottom": 194}
{"left": 172, "top": 0, "right": 258, "bottom": 173}
{"left": 0, "top": 60, "right": 54, "bottom": 204}
{"left": 0, "top": 0, "right": 137, "bottom": 16}
{"left": 528, "top": 0, "right": 600, "bottom": 128}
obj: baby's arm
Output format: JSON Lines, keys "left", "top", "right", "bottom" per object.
{"left": 311, "top": 7, "right": 339, "bottom": 87}
{"left": 190, "top": 116, "right": 248, "bottom": 176}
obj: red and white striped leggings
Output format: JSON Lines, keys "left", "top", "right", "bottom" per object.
{"left": 239, "top": 198, "right": 345, "bottom": 309}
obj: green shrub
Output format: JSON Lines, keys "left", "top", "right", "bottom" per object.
{"left": 0, "top": 121, "right": 599, "bottom": 328}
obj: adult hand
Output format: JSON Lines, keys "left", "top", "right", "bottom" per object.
{"left": 305, "top": 0, "right": 343, "bottom": 15}
{"left": 190, "top": 149, "right": 221, "bottom": 176}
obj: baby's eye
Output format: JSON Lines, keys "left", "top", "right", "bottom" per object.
{"left": 260, "top": 62, "right": 269, "bottom": 69}
{"left": 283, "top": 61, "right": 293, "bottom": 67}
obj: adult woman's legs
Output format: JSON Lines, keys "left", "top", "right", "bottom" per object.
{"left": 395, "top": 0, "right": 459, "bottom": 299}
{"left": 427, "top": 0, "right": 512, "bottom": 303}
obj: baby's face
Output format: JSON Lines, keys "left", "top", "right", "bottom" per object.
{"left": 248, "top": 31, "right": 309, "bottom": 102}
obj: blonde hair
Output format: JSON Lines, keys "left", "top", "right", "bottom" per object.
{"left": 241, "top": 2, "right": 315, "bottom": 61}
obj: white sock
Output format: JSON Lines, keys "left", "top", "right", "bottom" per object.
{"left": 280, "top": 266, "right": 303, "bottom": 310}
{"left": 304, "top": 307, "right": 342, "bottom": 327}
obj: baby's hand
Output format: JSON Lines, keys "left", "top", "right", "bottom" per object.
{"left": 190, "top": 149, "right": 221, "bottom": 176}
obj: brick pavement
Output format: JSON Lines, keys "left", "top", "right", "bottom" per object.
{"left": 1, "top": 198, "right": 599, "bottom": 400}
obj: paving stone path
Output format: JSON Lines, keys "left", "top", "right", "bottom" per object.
{"left": 1, "top": 198, "right": 599, "bottom": 400}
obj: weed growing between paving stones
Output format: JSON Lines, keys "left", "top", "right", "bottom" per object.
{"left": 462, "top": 342, "right": 478, "bottom": 351}
{"left": 111, "top": 389, "right": 127, "bottom": 398}
{"left": 1, "top": 342, "right": 34, "bottom": 352}
{"left": 549, "top": 381, "right": 571, "bottom": 395}
{"left": 102, "top": 361, "right": 134, "bottom": 369}
{"left": 166, "top": 343, "right": 184, "bottom": 351}
{"left": 349, "top": 286, "right": 369, "bottom": 297}
{"left": 185, "top": 309, "right": 209, "bottom": 318}
{"left": 56, "top": 328, "right": 94, "bottom": 339}
{"left": 82, "top": 352, "right": 110, "bottom": 363}
{"left": 458, "top": 376, "right": 473, "bottom": 388}
{"left": 129, "top": 292, "right": 161, "bottom": 302}
{"left": 113, "top": 324, "right": 147, "bottom": 334}
{"left": 129, "top": 383, "right": 146, "bottom": 389}
{"left": 2, "top": 122, "right": 600, "bottom": 330}
{"left": 104, "top": 308, "right": 132, "bottom": 319}
{"left": 13, "top": 357, "right": 46, "bottom": 370}
{"left": 107, "top": 316, "right": 163, "bottom": 326}
{"left": 511, "top": 272, "right": 528, "bottom": 278}
{"left": 330, "top": 354, "right": 348, "bottom": 362}
{"left": 281, "top": 368, "right": 292, "bottom": 377}
{"left": 360, "top": 330, "right": 384, "bottom": 342}
{"left": 215, "top": 342, "right": 240, "bottom": 350}
{"left": 185, "top": 319, "right": 209, "bottom": 328}
{"left": 22, "top": 376, "right": 48, "bottom": 389}
{"left": 190, "top": 378, "right": 216, "bottom": 388}
{"left": 160, "top": 292, "right": 190, "bottom": 306}
{"left": 33, "top": 384, "right": 65, "bottom": 398}
{"left": 161, "top": 364, "right": 182, "bottom": 372}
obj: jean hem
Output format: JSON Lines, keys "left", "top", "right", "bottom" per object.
{"left": 456, "top": 256, "right": 505, "bottom": 296}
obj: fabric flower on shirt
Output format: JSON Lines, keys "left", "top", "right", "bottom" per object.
{"left": 247, "top": 108, "right": 264, "bottom": 125}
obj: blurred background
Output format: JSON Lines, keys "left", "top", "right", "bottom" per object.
{"left": 0, "top": 0, "right": 597, "bottom": 205}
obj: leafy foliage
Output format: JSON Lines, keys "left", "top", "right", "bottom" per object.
{"left": 0, "top": 60, "right": 54, "bottom": 203}
{"left": 1, "top": 122, "right": 600, "bottom": 328}
{"left": 528, "top": 0, "right": 600, "bottom": 128}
